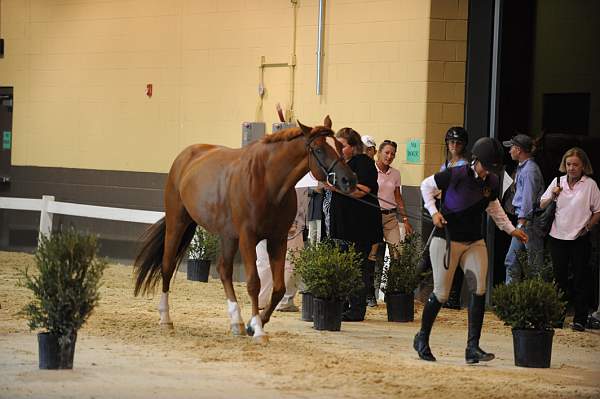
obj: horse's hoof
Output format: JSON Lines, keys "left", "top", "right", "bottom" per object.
{"left": 246, "top": 324, "right": 255, "bottom": 337}
{"left": 231, "top": 323, "right": 247, "bottom": 336}
{"left": 252, "top": 334, "right": 269, "bottom": 344}
{"left": 160, "top": 322, "right": 174, "bottom": 330}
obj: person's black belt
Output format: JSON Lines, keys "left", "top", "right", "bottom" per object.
{"left": 381, "top": 208, "right": 397, "bottom": 215}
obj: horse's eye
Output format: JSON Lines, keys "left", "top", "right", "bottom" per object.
{"left": 314, "top": 148, "right": 323, "bottom": 154}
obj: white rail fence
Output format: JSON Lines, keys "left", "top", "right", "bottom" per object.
{"left": 0, "top": 195, "right": 164, "bottom": 244}
{"left": 2, "top": 194, "right": 600, "bottom": 309}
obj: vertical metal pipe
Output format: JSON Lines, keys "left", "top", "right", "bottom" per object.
{"left": 316, "top": 0, "right": 325, "bottom": 95}
{"left": 489, "top": 0, "right": 503, "bottom": 140}
{"left": 486, "top": 0, "right": 503, "bottom": 304}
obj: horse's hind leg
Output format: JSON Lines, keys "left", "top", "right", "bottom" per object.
{"left": 218, "top": 237, "right": 245, "bottom": 336}
{"left": 260, "top": 237, "right": 287, "bottom": 327}
{"left": 158, "top": 192, "right": 194, "bottom": 328}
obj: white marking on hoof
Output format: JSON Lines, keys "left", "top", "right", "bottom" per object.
{"left": 249, "top": 315, "right": 267, "bottom": 342}
{"left": 227, "top": 299, "right": 244, "bottom": 322}
{"left": 158, "top": 292, "right": 173, "bottom": 326}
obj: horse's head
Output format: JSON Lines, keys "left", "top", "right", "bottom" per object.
{"left": 298, "top": 116, "right": 357, "bottom": 194}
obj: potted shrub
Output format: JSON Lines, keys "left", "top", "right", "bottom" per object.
{"left": 380, "top": 234, "right": 423, "bottom": 322}
{"left": 291, "top": 241, "right": 363, "bottom": 331}
{"left": 492, "top": 250, "right": 565, "bottom": 368}
{"left": 19, "top": 228, "right": 107, "bottom": 369}
{"left": 187, "top": 226, "right": 219, "bottom": 282}
{"left": 300, "top": 290, "right": 314, "bottom": 322}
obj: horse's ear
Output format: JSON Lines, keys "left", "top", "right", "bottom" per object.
{"left": 297, "top": 120, "right": 312, "bottom": 136}
{"left": 323, "top": 115, "right": 332, "bottom": 129}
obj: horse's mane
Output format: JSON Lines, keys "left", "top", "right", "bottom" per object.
{"left": 261, "top": 127, "right": 303, "bottom": 144}
{"left": 261, "top": 125, "right": 332, "bottom": 144}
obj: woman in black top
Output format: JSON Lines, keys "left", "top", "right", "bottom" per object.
{"left": 327, "top": 127, "right": 383, "bottom": 321}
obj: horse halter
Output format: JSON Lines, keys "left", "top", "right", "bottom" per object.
{"left": 305, "top": 130, "right": 341, "bottom": 186}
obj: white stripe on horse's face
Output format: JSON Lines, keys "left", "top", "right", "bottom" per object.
{"left": 325, "top": 136, "right": 340, "bottom": 157}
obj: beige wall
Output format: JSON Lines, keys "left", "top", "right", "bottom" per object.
{"left": 0, "top": 0, "right": 467, "bottom": 185}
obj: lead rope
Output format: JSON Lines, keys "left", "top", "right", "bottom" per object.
{"left": 337, "top": 185, "right": 451, "bottom": 269}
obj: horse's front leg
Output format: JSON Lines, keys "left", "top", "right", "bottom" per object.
{"left": 218, "top": 237, "right": 246, "bottom": 336}
{"left": 238, "top": 232, "right": 268, "bottom": 343}
{"left": 260, "top": 237, "right": 288, "bottom": 326}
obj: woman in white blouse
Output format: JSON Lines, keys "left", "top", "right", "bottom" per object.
{"left": 540, "top": 147, "right": 600, "bottom": 332}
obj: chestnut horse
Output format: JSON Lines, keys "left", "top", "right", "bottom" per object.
{"left": 133, "top": 116, "right": 356, "bottom": 341}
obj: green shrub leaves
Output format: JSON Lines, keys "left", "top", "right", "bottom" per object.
{"left": 380, "top": 234, "right": 424, "bottom": 295}
{"left": 188, "top": 226, "right": 220, "bottom": 261}
{"left": 291, "top": 241, "right": 363, "bottom": 300}
{"left": 19, "top": 228, "right": 107, "bottom": 337}
{"left": 492, "top": 249, "right": 565, "bottom": 330}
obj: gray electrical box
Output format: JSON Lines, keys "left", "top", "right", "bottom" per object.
{"left": 272, "top": 122, "right": 296, "bottom": 133}
{"left": 241, "top": 122, "right": 266, "bottom": 147}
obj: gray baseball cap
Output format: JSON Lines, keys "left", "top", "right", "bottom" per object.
{"left": 502, "top": 134, "right": 533, "bottom": 152}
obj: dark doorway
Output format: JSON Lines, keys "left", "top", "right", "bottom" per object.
{"left": 542, "top": 93, "right": 590, "bottom": 136}
{"left": 493, "top": 1, "right": 537, "bottom": 287}
{"left": 0, "top": 87, "right": 14, "bottom": 249}
{"left": 465, "top": 0, "right": 600, "bottom": 308}
{"left": 0, "top": 87, "right": 13, "bottom": 190}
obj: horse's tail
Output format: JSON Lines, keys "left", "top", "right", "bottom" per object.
{"left": 133, "top": 217, "right": 197, "bottom": 296}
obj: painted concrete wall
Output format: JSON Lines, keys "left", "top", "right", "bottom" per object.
{"left": 0, "top": 0, "right": 467, "bottom": 186}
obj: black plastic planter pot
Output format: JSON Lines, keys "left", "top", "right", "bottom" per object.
{"left": 385, "top": 292, "right": 414, "bottom": 322}
{"left": 313, "top": 297, "right": 343, "bottom": 331}
{"left": 38, "top": 332, "right": 77, "bottom": 369}
{"left": 512, "top": 328, "right": 554, "bottom": 368}
{"left": 187, "top": 259, "right": 211, "bottom": 282}
{"left": 301, "top": 292, "right": 314, "bottom": 322}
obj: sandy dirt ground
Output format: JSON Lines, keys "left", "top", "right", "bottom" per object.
{"left": 1, "top": 251, "right": 599, "bottom": 399}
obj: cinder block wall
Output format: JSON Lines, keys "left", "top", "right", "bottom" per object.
{"left": 0, "top": 0, "right": 469, "bottom": 257}
{"left": 0, "top": 0, "right": 468, "bottom": 186}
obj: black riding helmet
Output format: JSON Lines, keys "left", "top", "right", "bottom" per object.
{"left": 471, "top": 137, "right": 504, "bottom": 174}
{"left": 445, "top": 126, "right": 468, "bottom": 145}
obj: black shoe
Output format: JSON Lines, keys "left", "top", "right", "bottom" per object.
{"left": 413, "top": 332, "right": 436, "bottom": 361}
{"left": 570, "top": 322, "right": 585, "bottom": 332}
{"left": 587, "top": 315, "right": 600, "bottom": 330}
{"left": 465, "top": 345, "right": 495, "bottom": 364}
{"left": 367, "top": 297, "right": 377, "bottom": 307}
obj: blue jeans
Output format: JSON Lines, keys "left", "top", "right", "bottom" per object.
{"left": 504, "top": 224, "right": 544, "bottom": 284}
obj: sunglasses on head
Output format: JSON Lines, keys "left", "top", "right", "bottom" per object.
{"left": 382, "top": 139, "right": 397, "bottom": 149}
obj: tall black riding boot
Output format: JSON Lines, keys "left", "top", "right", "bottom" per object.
{"left": 413, "top": 293, "right": 442, "bottom": 361}
{"left": 465, "top": 293, "right": 495, "bottom": 364}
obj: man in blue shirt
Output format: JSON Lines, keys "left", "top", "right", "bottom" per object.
{"left": 503, "top": 134, "right": 544, "bottom": 283}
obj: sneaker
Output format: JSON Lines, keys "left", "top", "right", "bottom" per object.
{"left": 276, "top": 304, "right": 299, "bottom": 312}
{"left": 367, "top": 297, "right": 377, "bottom": 308}
{"left": 586, "top": 315, "right": 600, "bottom": 330}
{"left": 570, "top": 322, "right": 585, "bottom": 332}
